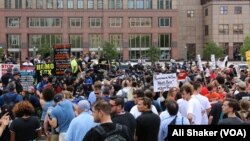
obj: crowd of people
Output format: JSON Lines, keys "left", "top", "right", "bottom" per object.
{"left": 0, "top": 52, "right": 249, "bottom": 141}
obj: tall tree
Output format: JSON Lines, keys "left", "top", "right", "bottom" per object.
{"left": 102, "top": 41, "right": 119, "bottom": 70}
{"left": 146, "top": 46, "right": 161, "bottom": 65}
{"left": 240, "top": 36, "right": 250, "bottom": 59}
{"left": 203, "top": 41, "right": 224, "bottom": 60}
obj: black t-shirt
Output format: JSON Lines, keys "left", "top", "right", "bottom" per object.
{"left": 136, "top": 111, "right": 160, "bottom": 141}
{"left": 112, "top": 112, "right": 136, "bottom": 136}
{"left": 209, "top": 102, "right": 223, "bottom": 125}
{"left": 83, "top": 122, "right": 132, "bottom": 141}
{"left": 235, "top": 92, "right": 250, "bottom": 101}
{"left": 10, "top": 116, "right": 41, "bottom": 141}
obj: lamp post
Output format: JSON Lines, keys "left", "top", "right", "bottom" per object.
{"left": 33, "top": 46, "right": 36, "bottom": 58}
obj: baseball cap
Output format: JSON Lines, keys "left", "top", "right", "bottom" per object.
{"left": 77, "top": 100, "right": 91, "bottom": 112}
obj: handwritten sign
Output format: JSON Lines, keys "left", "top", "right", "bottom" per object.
{"left": 36, "top": 63, "right": 55, "bottom": 82}
{"left": 53, "top": 44, "right": 71, "bottom": 75}
{"left": 153, "top": 73, "right": 178, "bottom": 92}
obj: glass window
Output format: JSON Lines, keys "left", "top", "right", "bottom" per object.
{"left": 128, "top": 0, "right": 134, "bottom": 9}
{"left": 158, "top": 0, "right": 171, "bottom": 9}
{"left": 109, "top": 0, "right": 115, "bottom": 9}
{"left": 89, "top": 34, "right": 102, "bottom": 48}
{"left": 29, "top": 34, "right": 62, "bottom": 50}
{"left": 69, "top": 18, "right": 82, "bottom": 28}
{"left": 90, "top": 18, "right": 102, "bottom": 28}
{"left": 218, "top": 24, "right": 229, "bottom": 34}
{"left": 187, "top": 10, "right": 194, "bottom": 18}
{"left": 97, "top": 0, "right": 103, "bottom": 9}
{"left": 136, "top": 0, "right": 144, "bottom": 9}
{"left": 234, "top": 6, "right": 242, "bottom": 14}
{"left": 68, "top": 0, "right": 73, "bottom": 9}
{"left": 77, "top": 0, "right": 83, "bottom": 9}
{"left": 37, "top": 0, "right": 43, "bottom": 9}
{"left": 129, "top": 18, "right": 151, "bottom": 27}
{"left": 7, "top": 17, "right": 20, "bottom": 28}
{"left": 158, "top": 0, "right": 164, "bottom": 9}
{"left": 145, "top": 0, "right": 152, "bottom": 9}
{"left": 158, "top": 34, "right": 171, "bottom": 47}
{"left": 69, "top": 34, "right": 83, "bottom": 48}
{"left": 110, "top": 34, "right": 122, "bottom": 47}
{"left": 88, "top": 0, "right": 94, "bottom": 9}
{"left": 57, "top": 0, "right": 64, "bottom": 8}
{"left": 205, "top": 25, "right": 209, "bottom": 36}
{"left": 26, "top": 0, "right": 32, "bottom": 8}
{"left": 220, "top": 6, "right": 228, "bottom": 15}
{"left": 28, "top": 18, "right": 62, "bottom": 27}
{"left": 15, "top": 0, "right": 22, "bottom": 9}
{"left": 47, "top": 0, "right": 53, "bottom": 8}
{"left": 5, "top": 0, "right": 11, "bottom": 9}
{"left": 129, "top": 34, "right": 151, "bottom": 48}
{"left": 233, "top": 24, "right": 243, "bottom": 34}
{"left": 109, "top": 18, "right": 122, "bottom": 27}
{"left": 116, "top": 0, "right": 123, "bottom": 9}
{"left": 159, "top": 18, "right": 171, "bottom": 27}
{"left": 166, "top": 0, "right": 172, "bottom": 9}
{"left": 205, "top": 8, "right": 208, "bottom": 16}
{"left": 8, "top": 34, "right": 20, "bottom": 48}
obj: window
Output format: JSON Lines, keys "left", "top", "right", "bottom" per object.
{"left": 89, "top": 34, "right": 102, "bottom": 48}
{"left": 47, "top": 0, "right": 53, "bottom": 8}
{"left": 69, "top": 34, "right": 83, "bottom": 48}
{"left": 128, "top": 0, "right": 134, "bottom": 9}
{"left": 129, "top": 18, "right": 151, "bottom": 27}
{"left": 218, "top": 24, "right": 229, "bottom": 34}
{"left": 5, "top": 0, "right": 11, "bottom": 9}
{"left": 145, "top": 0, "right": 152, "bottom": 9}
{"left": 220, "top": 6, "right": 228, "bottom": 15}
{"left": 68, "top": 0, "right": 73, "bottom": 9}
{"left": 159, "top": 18, "right": 171, "bottom": 27}
{"left": 110, "top": 34, "right": 122, "bottom": 48}
{"left": 158, "top": 34, "right": 171, "bottom": 47}
{"left": 29, "top": 34, "right": 62, "bottom": 49}
{"left": 158, "top": 0, "right": 172, "bottom": 9}
{"left": 26, "top": 0, "right": 32, "bottom": 8}
{"left": 205, "top": 8, "right": 208, "bottom": 16}
{"left": 37, "top": 0, "right": 43, "bottom": 9}
{"left": 136, "top": 0, "right": 144, "bottom": 9}
{"left": 7, "top": 17, "right": 20, "bottom": 27}
{"left": 88, "top": 0, "right": 94, "bottom": 9}
{"left": 233, "top": 24, "right": 243, "bottom": 34}
{"left": 109, "top": 0, "right": 123, "bottom": 9}
{"left": 235, "top": 6, "right": 242, "bottom": 14}
{"left": 78, "top": 0, "right": 83, "bottom": 9}
{"left": 69, "top": 18, "right": 82, "bottom": 28}
{"left": 15, "top": 0, "right": 22, "bottom": 9}
{"left": 205, "top": 25, "right": 209, "bottom": 36}
{"left": 57, "top": 0, "right": 63, "bottom": 8}
{"left": 90, "top": 18, "right": 102, "bottom": 28}
{"left": 8, "top": 34, "right": 20, "bottom": 48}
{"left": 109, "top": 18, "right": 122, "bottom": 27}
{"left": 28, "top": 18, "right": 62, "bottom": 27}
{"left": 187, "top": 10, "right": 194, "bottom": 18}
{"left": 129, "top": 34, "right": 151, "bottom": 48}
{"left": 97, "top": 0, "right": 103, "bottom": 9}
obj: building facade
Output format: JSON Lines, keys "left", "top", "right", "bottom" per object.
{"left": 0, "top": 0, "right": 179, "bottom": 62}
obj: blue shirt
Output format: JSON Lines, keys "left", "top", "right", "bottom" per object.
{"left": 88, "top": 91, "right": 96, "bottom": 105}
{"left": 65, "top": 112, "right": 97, "bottom": 141}
{"left": 50, "top": 100, "right": 75, "bottom": 133}
{"left": 0, "top": 92, "right": 23, "bottom": 107}
{"left": 158, "top": 115, "right": 190, "bottom": 141}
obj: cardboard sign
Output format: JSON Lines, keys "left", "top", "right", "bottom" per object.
{"left": 153, "top": 73, "right": 178, "bottom": 92}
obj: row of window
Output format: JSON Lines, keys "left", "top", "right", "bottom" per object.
{"left": 205, "top": 6, "right": 242, "bottom": 16}
{"left": 5, "top": 0, "right": 172, "bottom": 10}
{"left": 205, "top": 24, "right": 244, "bottom": 36}
{"left": 7, "top": 33, "right": 172, "bottom": 49}
{"left": 6, "top": 17, "right": 172, "bottom": 28}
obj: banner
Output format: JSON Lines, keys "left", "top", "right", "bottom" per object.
{"left": 53, "top": 44, "right": 71, "bottom": 75}
{"left": 153, "top": 73, "right": 178, "bottom": 92}
{"left": 36, "top": 63, "right": 55, "bottom": 82}
{"left": 245, "top": 51, "right": 250, "bottom": 68}
{"left": 0, "top": 64, "right": 20, "bottom": 78}
{"left": 20, "top": 66, "right": 35, "bottom": 91}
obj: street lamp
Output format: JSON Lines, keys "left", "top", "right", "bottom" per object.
{"left": 33, "top": 46, "right": 36, "bottom": 58}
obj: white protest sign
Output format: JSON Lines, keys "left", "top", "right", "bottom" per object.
{"left": 197, "top": 54, "right": 203, "bottom": 71}
{"left": 153, "top": 73, "right": 178, "bottom": 92}
{"left": 211, "top": 54, "right": 216, "bottom": 70}
{"left": 0, "top": 64, "right": 20, "bottom": 78}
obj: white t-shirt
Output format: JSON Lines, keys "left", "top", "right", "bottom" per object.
{"left": 130, "top": 105, "right": 158, "bottom": 119}
{"left": 177, "top": 98, "right": 188, "bottom": 117}
{"left": 187, "top": 96, "right": 204, "bottom": 125}
{"left": 193, "top": 94, "right": 211, "bottom": 125}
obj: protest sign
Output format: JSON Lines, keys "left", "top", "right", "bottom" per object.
{"left": 153, "top": 73, "right": 178, "bottom": 92}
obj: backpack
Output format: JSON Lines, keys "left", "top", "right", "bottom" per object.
{"left": 94, "top": 124, "right": 127, "bottom": 141}
{"left": 1, "top": 94, "right": 18, "bottom": 119}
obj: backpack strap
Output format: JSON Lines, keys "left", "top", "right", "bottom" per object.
{"left": 169, "top": 115, "right": 177, "bottom": 125}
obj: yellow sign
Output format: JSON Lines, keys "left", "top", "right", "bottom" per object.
{"left": 245, "top": 51, "right": 250, "bottom": 68}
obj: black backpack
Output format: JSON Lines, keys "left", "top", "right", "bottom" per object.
{"left": 94, "top": 124, "right": 127, "bottom": 141}
{"left": 1, "top": 94, "right": 18, "bottom": 119}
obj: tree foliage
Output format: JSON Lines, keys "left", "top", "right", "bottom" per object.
{"left": 146, "top": 46, "right": 161, "bottom": 64}
{"left": 203, "top": 41, "right": 224, "bottom": 60}
{"left": 240, "top": 36, "right": 250, "bottom": 59}
{"left": 102, "top": 41, "right": 119, "bottom": 61}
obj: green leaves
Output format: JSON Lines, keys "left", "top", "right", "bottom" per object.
{"left": 146, "top": 46, "right": 161, "bottom": 64}
{"left": 203, "top": 41, "right": 224, "bottom": 60}
{"left": 102, "top": 41, "right": 119, "bottom": 60}
{"left": 240, "top": 36, "right": 250, "bottom": 59}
